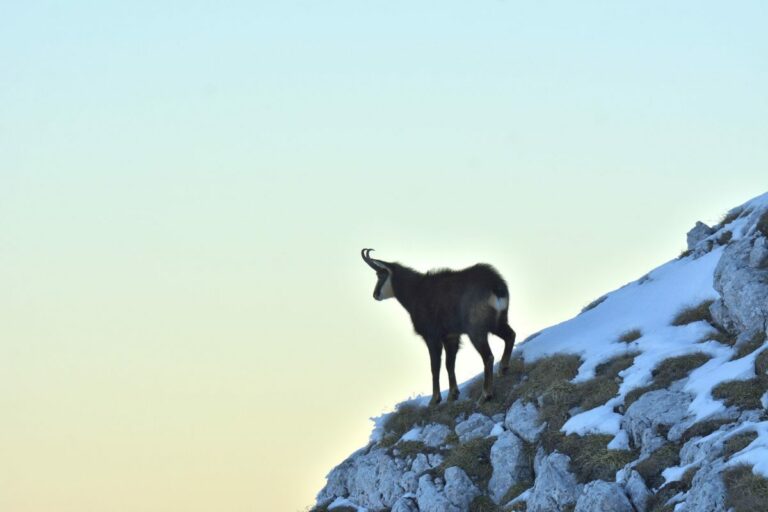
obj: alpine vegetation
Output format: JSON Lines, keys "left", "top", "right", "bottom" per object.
{"left": 314, "top": 193, "right": 768, "bottom": 512}
{"left": 361, "top": 249, "right": 517, "bottom": 406}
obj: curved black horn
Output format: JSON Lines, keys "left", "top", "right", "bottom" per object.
{"left": 361, "top": 248, "right": 384, "bottom": 270}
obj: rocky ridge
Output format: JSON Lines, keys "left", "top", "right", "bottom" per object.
{"left": 313, "top": 193, "right": 768, "bottom": 512}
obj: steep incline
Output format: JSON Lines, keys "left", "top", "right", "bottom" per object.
{"left": 313, "top": 192, "right": 768, "bottom": 512}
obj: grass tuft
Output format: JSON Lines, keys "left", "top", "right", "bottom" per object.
{"left": 724, "top": 431, "right": 758, "bottom": 460}
{"left": 679, "top": 418, "right": 733, "bottom": 444}
{"left": 717, "top": 230, "right": 733, "bottom": 245}
{"left": 672, "top": 300, "right": 714, "bottom": 326}
{"left": 541, "top": 433, "right": 636, "bottom": 483}
{"left": 635, "top": 444, "right": 681, "bottom": 489}
{"left": 733, "top": 331, "right": 767, "bottom": 360}
{"left": 437, "top": 437, "right": 495, "bottom": 487}
{"left": 724, "top": 464, "right": 768, "bottom": 512}
{"left": 618, "top": 329, "right": 642, "bottom": 344}
{"left": 624, "top": 353, "right": 711, "bottom": 409}
{"left": 712, "top": 379, "right": 766, "bottom": 410}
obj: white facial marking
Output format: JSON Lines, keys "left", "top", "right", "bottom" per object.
{"left": 377, "top": 273, "right": 395, "bottom": 300}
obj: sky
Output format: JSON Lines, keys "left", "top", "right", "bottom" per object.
{"left": 1, "top": 1, "right": 766, "bottom": 511}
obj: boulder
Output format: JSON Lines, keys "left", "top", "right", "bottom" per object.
{"left": 504, "top": 399, "right": 546, "bottom": 443}
{"left": 687, "top": 221, "right": 714, "bottom": 251}
{"left": 623, "top": 469, "right": 652, "bottom": 512}
{"left": 712, "top": 235, "right": 768, "bottom": 334}
{"left": 416, "top": 469, "right": 479, "bottom": 512}
{"left": 421, "top": 423, "right": 452, "bottom": 448}
{"left": 623, "top": 390, "right": 692, "bottom": 457}
{"left": 574, "top": 480, "right": 633, "bottom": 512}
{"left": 317, "top": 447, "right": 409, "bottom": 510}
{"left": 488, "top": 431, "right": 531, "bottom": 504}
{"left": 681, "top": 462, "right": 727, "bottom": 512}
{"left": 526, "top": 449, "right": 582, "bottom": 512}
{"left": 454, "top": 413, "right": 494, "bottom": 443}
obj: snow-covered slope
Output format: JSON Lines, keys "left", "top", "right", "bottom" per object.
{"left": 313, "top": 192, "right": 768, "bottom": 512}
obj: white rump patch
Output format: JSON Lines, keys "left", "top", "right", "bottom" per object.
{"left": 488, "top": 294, "right": 509, "bottom": 311}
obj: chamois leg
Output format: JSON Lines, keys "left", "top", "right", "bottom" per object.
{"left": 493, "top": 313, "right": 517, "bottom": 375}
{"left": 469, "top": 331, "right": 494, "bottom": 403}
{"left": 443, "top": 335, "right": 460, "bottom": 402}
{"left": 427, "top": 340, "right": 443, "bottom": 406}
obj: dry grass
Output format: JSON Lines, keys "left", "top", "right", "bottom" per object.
{"left": 672, "top": 300, "right": 714, "bottom": 326}
{"left": 542, "top": 433, "right": 636, "bottom": 484}
{"left": 624, "top": 353, "right": 711, "bottom": 408}
{"left": 717, "top": 230, "right": 733, "bottom": 245}
{"left": 635, "top": 443, "right": 681, "bottom": 489}
{"left": 733, "top": 331, "right": 767, "bottom": 360}
{"left": 724, "top": 431, "right": 758, "bottom": 460}
{"left": 680, "top": 418, "right": 733, "bottom": 444}
{"left": 712, "top": 379, "right": 766, "bottom": 410}
{"left": 618, "top": 329, "right": 642, "bottom": 344}
{"left": 724, "top": 464, "right": 768, "bottom": 512}
{"left": 437, "top": 437, "right": 495, "bottom": 487}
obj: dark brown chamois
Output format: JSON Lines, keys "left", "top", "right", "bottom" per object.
{"left": 361, "top": 249, "right": 516, "bottom": 405}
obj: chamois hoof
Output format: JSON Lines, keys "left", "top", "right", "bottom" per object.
{"left": 429, "top": 395, "right": 442, "bottom": 407}
{"left": 448, "top": 389, "right": 460, "bottom": 402}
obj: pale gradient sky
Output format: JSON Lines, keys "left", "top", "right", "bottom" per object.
{"left": 1, "top": 1, "right": 766, "bottom": 511}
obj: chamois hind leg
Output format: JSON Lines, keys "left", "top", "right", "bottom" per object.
{"left": 468, "top": 331, "right": 494, "bottom": 403}
{"left": 426, "top": 339, "right": 443, "bottom": 406}
{"left": 443, "top": 335, "right": 460, "bottom": 402}
{"left": 493, "top": 310, "right": 517, "bottom": 375}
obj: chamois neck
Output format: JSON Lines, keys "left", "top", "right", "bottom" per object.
{"left": 389, "top": 263, "right": 424, "bottom": 311}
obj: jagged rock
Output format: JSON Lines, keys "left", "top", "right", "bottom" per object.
{"left": 574, "top": 480, "right": 633, "bottom": 512}
{"left": 623, "top": 390, "right": 692, "bottom": 456}
{"left": 401, "top": 453, "right": 445, "bottom": 493}
{"left": 416, "top": 469, "right": 479, "bottom": 512}
{"left": 488, "top": 431, "right": 531, "bottom": 504}
{"left": 317, "top": 447, "right": 410, "bottom": 510}
{"left": 623, "top": 469, "right": 652, "bottom": 512}
{"left": 680, "top": 462, "right": 727, "bottom": 512}
{"left": 750, "top": 236, "right": 768, "bottom": 268}
{"left": 527, "top": 449, "right": 582, "bottom": 512}
{"left": 421, "top": 423, "right": 451, "bottom": 448}
{"left": 504, "top": 399, "right": 546, "bottom": 443}
{"left": 455, "top": 413, "right": 494, "bottom": 443}
{"left": 687, "top": 221, "right": 714, "bottom": 251}
{"left": 391, "top": 495, "right": 419, "bottom": 512}
{"left": 443, "top": 467, "right": 481, "bottom": 510}
{"left": 712, "top": 235, "right": 768, "bottom": 334}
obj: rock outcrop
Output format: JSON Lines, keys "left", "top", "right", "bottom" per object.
{"left": 313, "top": 193, "right": 768, "bottom": 512}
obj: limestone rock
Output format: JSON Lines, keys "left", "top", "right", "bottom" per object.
{"left": 574, "top": 480, "right": 633, "bottom": 512}
{"left": 687, "top": 221, "right": 714, "bottom": 251}
{"left": 421, "top": 423, "right": 452, "bottom": 448}
{"left": 391, "top": 495, "right": 419, "bottom": 512}
{"left": 454, "top": 413, "right": 494, "bottom": 443}
{"left": 713, "top": 235, "right": 768, "bottom": 334}
{"left": 623, "top": 390, "right": 692, "bottom": 456}
{"left": 680, "top": 462, "right": 727, "bottom": 512}
{"left": 750, "top": 236, "right": 768, "bottom": 268}
{"left": 317, "top": 447, "right": 409, "bottom": 510}
{"left": 416, "top": 469, "right": 479, "bottom": 512}
{"left": 504, "top": 399, "right": 546, "bottom": 443}
{"left": 526, "top": 449, "right": 582, "bottom": 512}
{"left": 623, "top": 469, "right": 652, "bottom": 512}
{"left": 488, "top": 431, "right": 531, "bottom": 504}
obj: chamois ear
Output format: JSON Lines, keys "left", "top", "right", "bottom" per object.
{"left": 361, "top": 248, "right": 389, "bottom": 271}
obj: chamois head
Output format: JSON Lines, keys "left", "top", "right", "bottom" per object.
{"left": 361, "top": 248, "right": 395, "bottom": 301}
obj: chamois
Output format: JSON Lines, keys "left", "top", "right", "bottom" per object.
{"left": 361, "top": 249, "right": 516, "bottom": 405}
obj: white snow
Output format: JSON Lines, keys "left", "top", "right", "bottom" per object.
{"left": 328, "top": 497, "right": 368, "bottom": 511}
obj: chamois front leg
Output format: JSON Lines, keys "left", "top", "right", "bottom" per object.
{"left": 427, "top": 340, "right": 443, "bottom": 406}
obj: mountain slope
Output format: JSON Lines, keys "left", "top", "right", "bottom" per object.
{"left": 313, "top": 192, "right": 768, "bottom": 512}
